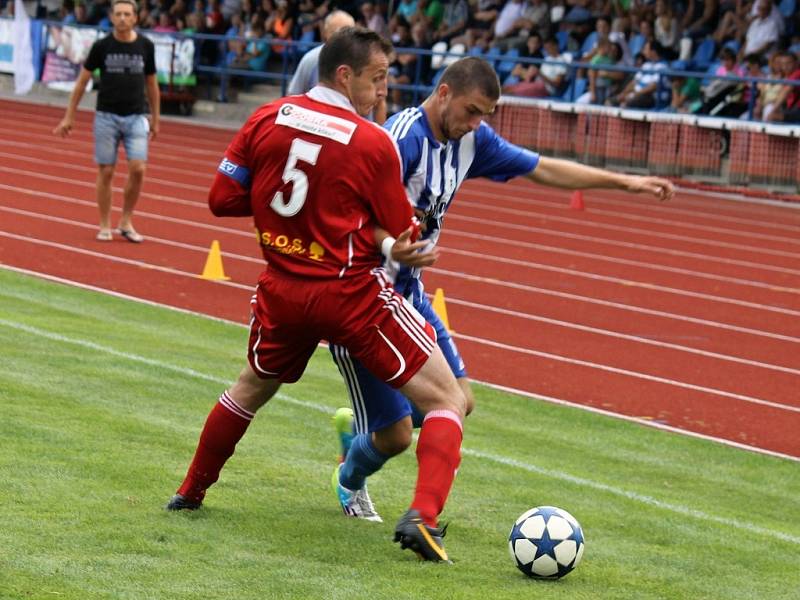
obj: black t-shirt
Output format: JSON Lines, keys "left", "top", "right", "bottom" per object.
{"left": 84, "top": 33, "right": 156, "bottom": 116}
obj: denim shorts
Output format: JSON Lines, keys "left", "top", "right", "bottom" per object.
{"left": 93, "top": 111, "right": 149, "bottom": 165}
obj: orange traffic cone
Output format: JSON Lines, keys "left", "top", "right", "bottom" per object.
{"left": 431, "top": 287, "right": 452, "bottom": 332}
{"left": 570, "top": 190, "right": 585, "bottom": 211}
{"left": 199, "top": 240, "right": 231, "bottom": 281}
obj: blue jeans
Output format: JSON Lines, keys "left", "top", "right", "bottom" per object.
{"left": 93, "top": 111, "right": 149, "bottom": 165}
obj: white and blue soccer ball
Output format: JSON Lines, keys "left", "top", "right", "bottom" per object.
{"left": 508, "top": 506, "right": 585, "bottom": 579}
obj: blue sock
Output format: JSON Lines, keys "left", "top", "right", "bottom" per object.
{"left": 339, "top": 433, "right": 389, "bottom": 491}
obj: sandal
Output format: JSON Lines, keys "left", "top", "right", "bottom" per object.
{"left": 117, "top": 228, "right": 144, "bottom": 243}
{"left": 96, "top": 228, "right": 113, "bottom": 241}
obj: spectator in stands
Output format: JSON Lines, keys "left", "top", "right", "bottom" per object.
{"left": 766, "top": 51, "right": 800, "bottom": 121}
{"left": 669, "top": 73, "right": 702, "bottom": 112}
{"left": 183, "top": 10, "right": 204, "bottom": 33}
{"left": 205, "top": 0, "right": 225, "bottom": 33}
{"left": 753, "top": 51, "right": 784, "bottom": 119}
{"left": 154, "top": 11, "right": 179, "bottom": 31}
{"left": 741, "top": 0, "right": 783, "bottom": 59}
{"left": 680, "top": 0, "right": 719, "bottom": 47}
{"left": 561, "top": 6, "right": 595, "bottom": 55}
{"left": 430, "top": 0, "right": 469, "bottom": 44}
{"left": 421, "top": 0, "right": 446, "bottom": 30}
{"left": 267, "top": 0, "right": 294, "bottom": 55}
{"left": 459, "top": 0, "right": 502, "bottom": 51}
{"left": 389, "top": 18, "right": 432, "bottom": 110}
{"left": 230, "top": 19, "right": 270, "bottom": 70}
{"left": 63, "top": 0, "right": 90, "bottom": 24}
{"left": 138, "top": 3, "right": 156, "bottom": 28}
{"left": 577, "top": 39, "right": 627, "bottom": 103}
{"left": 580, "top": 16, "right": 613, "bottom": 62}
{"left": 170, "top": 0, "right": 190, "bottom": 22}
{"left": 492, "top": 0, "right": 526, "bottom": 47}
{"left": 503, "top": 35, "right": 573, "bottom": 97}
{"left": 698, "top": 45, "right": 747, "bottom": 115}
{"left": 361, "top": 1, "right": 388, "bottom": 36}
{"left": 503, "top": 30, "right": 543, "bottom": 85}
{"left": 395, "top": 0, "right": 420, "bottom": 23}
{"left": 608, "top": 39, "right": 668, "bottom": 107}
{"left": 224, "top": 12, "right": 245, "bottom": 64}
{"left": 490, "top": 0, "right": 550, "bottom": 52}
{"left": 88, "top": 0, "right": 112, "bottom": 26}
{"left": 589, "top": 0, "right": 612, "bottom": 19}
{"left": 653, "top": 0, "right": 679, "bottom": 59}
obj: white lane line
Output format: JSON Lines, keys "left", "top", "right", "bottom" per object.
{"left": 0, "top": 124, "right": 223, "bottom": 160}
{"left": 0, "top": 310, "right": 797, "bottom": 544}
{"left": 2, "top": 210, "right": 797, "bottom": 344}
{"left": 6, "top": 262, "right": 800, "bottom": 464}
{"left": 1, "top": 232, "right": 796, "bottom": 414}
{"left": 458, "top": 196, "right": 800, "bottom": 246}
{"left": 0, "top": 185, "right": 253, "bottom": 236}
{"left": 452, "top": 332, "right": 800, "bottom": 413}
{"left": 445, "top": 247, "right": 800, "bottom": 316}
{"left": 0, "top": 231, "right": 253, "bottom": 290}
{"left": 3, "top": 210, "right": 796, "bottom": 373}
{"left": 0, "top": 152, "right": 213, "bottom": 193}
{"left": 445, "top": 227, "right": 800, "bottom": 279}
{"left": 449, "top": 212, "right": 800, "bottom": 277}
{"left": 431, "top": 266, "right": 800, "bottom": 343}
{"left": 450, "top": 212, "right": 800, "bottom": 261}
{"left": 458, "top": 187, "right": 800, "bottom": 236}
{"left": 445, "top": 296, "right": 800, "bottom": 375}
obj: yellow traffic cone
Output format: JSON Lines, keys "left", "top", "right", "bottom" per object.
{"left": 431, "top": 287, "right": 452, "bottom": 332}
{"left": 199, "top": 240, "right": 230, "bottom": 281}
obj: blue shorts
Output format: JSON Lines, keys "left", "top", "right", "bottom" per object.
{"left": 93, "top": 111, "right": 149, "bottom": 165}
{"left": 329, "top": 280, "right": 466, "bottom": 434}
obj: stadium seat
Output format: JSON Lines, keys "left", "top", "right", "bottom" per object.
{"left": 722, "top": 39, "right": 740, "bottom": 55}
{"left": 484, "top": 45, "right": 502, "bottom": 68}
{"left": 628, "top": 34, "right": 646, "bottom": 59}
{"left": 469, "top": 45, "right": 484, "bottom": 57}
{"left": 779, "top": 0, "right": 796, "bottom": 18}
{"left": 580, "top": 31, "right": 598, "bottom": 57}
{"left": 497, "top": 48, "right": 520, "bottom": 80}
{"left": 690, "top": 38, "right": 716, "bottom": 71}
{"left": 560, "top": 77, "right": 587, "bottom": 102}
{"left": 556, "top": 31, "right": 569, "bottom": 52}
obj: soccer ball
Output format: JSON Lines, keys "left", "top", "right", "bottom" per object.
{"left": 508, "top": 506, "right": 585, "bottom": 579}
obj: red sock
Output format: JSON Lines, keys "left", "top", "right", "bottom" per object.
{"left": 411, "top": 410, "right": 463, "bottom": 528}
{"left": 177, "top": 391, "right": 254, "bottom": 502}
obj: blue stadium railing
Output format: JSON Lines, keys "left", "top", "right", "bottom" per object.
{"left": 12, "top": 20, "right": 800, "bottom": 123}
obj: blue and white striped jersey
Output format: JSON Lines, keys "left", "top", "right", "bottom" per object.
{"left": 384, "top": 106, "right": 540, "bottom": 296}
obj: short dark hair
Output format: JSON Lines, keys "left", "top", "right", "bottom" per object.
{"left": 318, "top": 26, "right": 393, "bottom": 82}
{"left": 719, "top": 47, "right": 736, "bottom": 62}
{"left": 437, "top": 56, "right": 500, "bottom": 100}
{"left": 112, "top": 0, "right": 138, "bottom": 11}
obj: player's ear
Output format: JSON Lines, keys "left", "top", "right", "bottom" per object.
{"left": 437, "top": 83, "right": 450, "bottom": 102}
{"left": 336, "top": 64, "right": 352, "bottom": 84}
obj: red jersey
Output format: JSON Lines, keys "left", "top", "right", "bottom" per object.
{"left": 209, "top": 86, "right": 415, "bottom": 279}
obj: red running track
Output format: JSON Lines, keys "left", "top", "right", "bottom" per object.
{"left": 2, "top": 98, "right": 799, "bottom": 459}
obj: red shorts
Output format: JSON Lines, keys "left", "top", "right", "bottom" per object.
{"left": 247, "top": 267, "right": 436, "bottom": 387}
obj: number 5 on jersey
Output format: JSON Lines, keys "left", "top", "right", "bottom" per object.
{"left": 271, "top": 138, "right": 322, "bottom": 217}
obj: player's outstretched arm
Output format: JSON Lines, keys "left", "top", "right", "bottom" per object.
{"left": 528, "top": 156, "right": 674, "bottom": 202}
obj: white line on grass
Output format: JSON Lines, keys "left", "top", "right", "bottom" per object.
{"left": 0, "top": 315, "right": 798, "bottom": 547}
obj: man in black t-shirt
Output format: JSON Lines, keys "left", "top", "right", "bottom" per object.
{"left": 54, "top": 0, "right": 160, "bottom": 243}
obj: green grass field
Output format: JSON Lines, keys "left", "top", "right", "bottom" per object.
{"left": 1, "top": 267, "right": 799, "bottom": 600}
